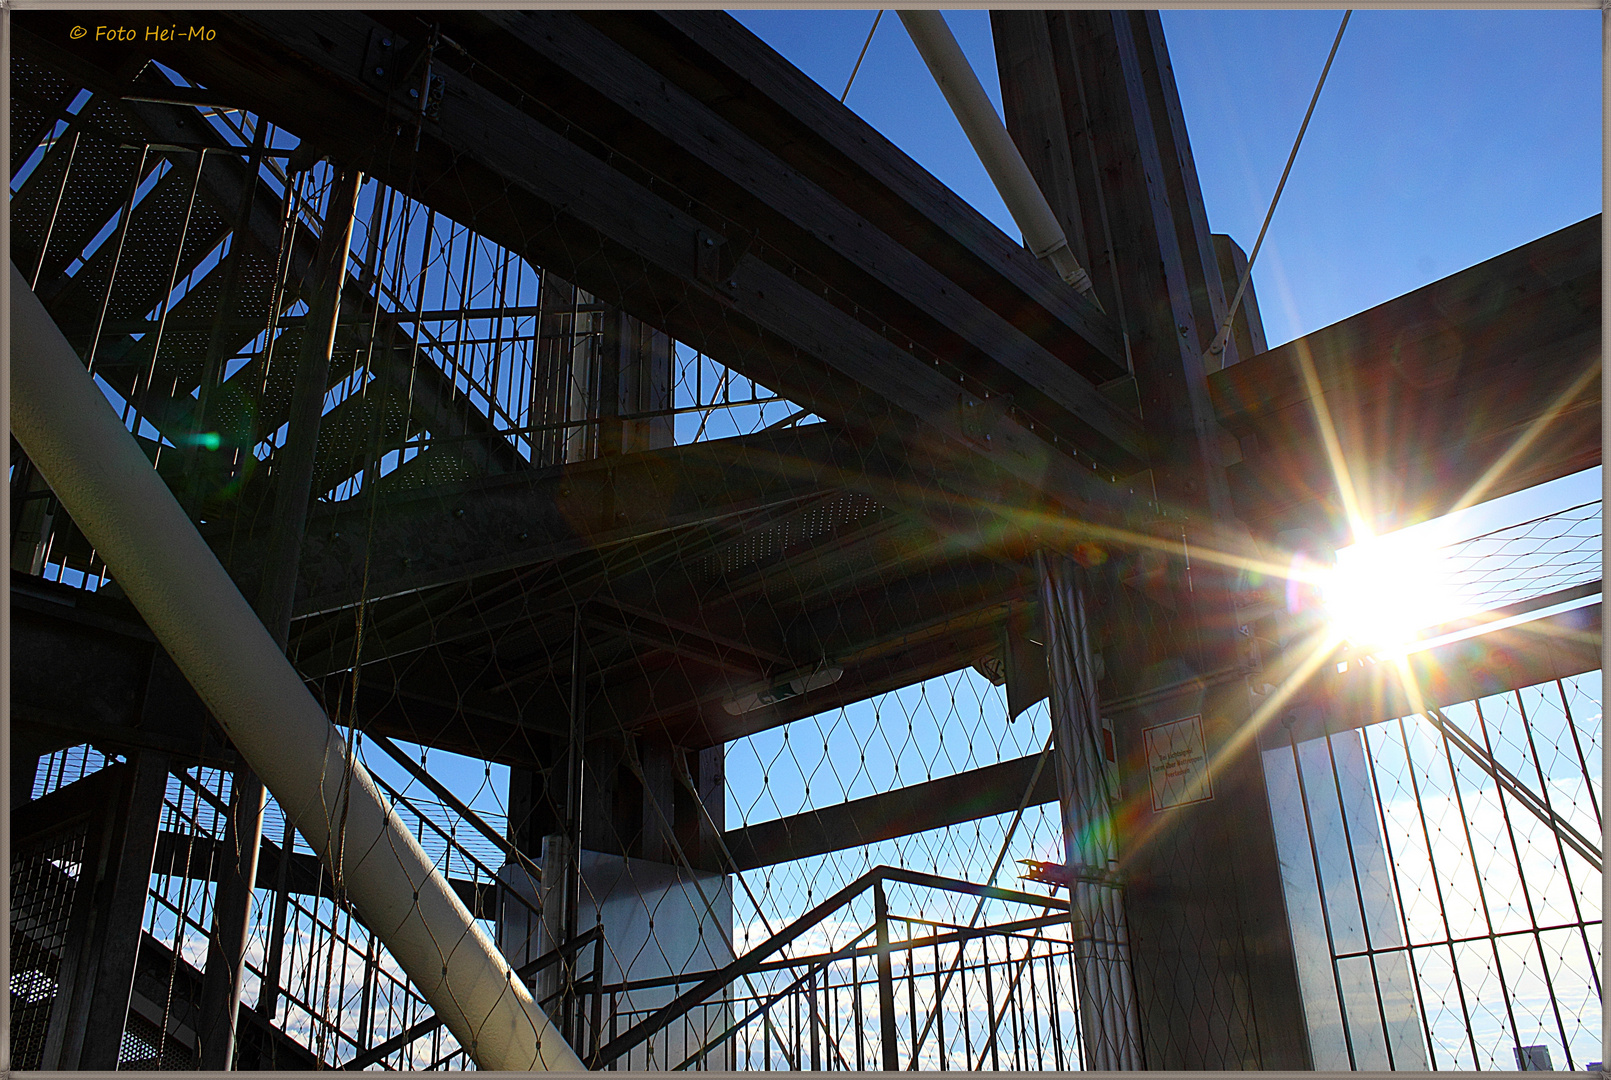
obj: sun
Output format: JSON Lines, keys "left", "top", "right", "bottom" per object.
{"left": 1321, "top": 530, "right": 1462, "bottom": 651}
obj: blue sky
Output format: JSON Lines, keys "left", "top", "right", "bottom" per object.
{"left": 385, "top": 9, "right": 1600, "bottom": 829}
{"left": 731, "top": 9, "right": 1601, "bottom": 347}
{"left": 731, "top": 8, "right": 1602, "bottom": 537}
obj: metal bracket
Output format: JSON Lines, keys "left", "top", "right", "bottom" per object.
{"left": 959, "top": 393, "right": 994, "bottom": 451}
{"left": 694, "top": 229, "right": 735, "bottom": 297}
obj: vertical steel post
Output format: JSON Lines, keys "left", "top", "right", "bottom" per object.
{"left": 195, "top": 165, "right": 365, "bottom": 1071}
{"left": 808, "top": 969, "right": 821, "bottom": 1071}
{"left": 589, "top": 928, "right": 606, "bottom": 1066}
{"left": 873, "top": 879, "right": 898, "bottom": 1071}
{"left": 59, "top": 751, "right": 171, "bottom": 1069}
{"left": 561, "top": 606, "right": 586, "bottom": 1035}
{"left": 253, "top": 813, "right": 296, "bottom": 1022}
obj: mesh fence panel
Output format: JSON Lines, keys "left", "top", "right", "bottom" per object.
{"left": 1264, "top": 671, "right": 1602, "bottom": 1070}
{"left": 8, "top": 14, "right": 1602, "bottom": 1074}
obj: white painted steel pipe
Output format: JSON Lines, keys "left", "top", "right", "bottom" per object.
{"left": 8, "top": 264, "right": 583, "bottom": 1072}
{"left": 899, "top": 11, "right": 1097, "bottom": 297}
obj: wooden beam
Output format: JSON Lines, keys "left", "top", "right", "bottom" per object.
{"left": 621, "top": 619, "right": 1008, "bottom": 750}
{"left": 221, "top": 424, "right": 863, "bottom": 621}
{"left": 1213, "top": 215, "right": 1601, "bottom": 543}
{"left": 637, "top": 11, "right": 1130, "bottom": 386}
{"left": 724, "top": 601, "right": 1601, "bottom": 868}
{"left": 1268, "top": 602, "right": 1602, "bottom": 748}
{"left": 454, "top": 11, "right": 1144, "bottom": 471}
{"left": 722, "top": 752, "right": 1059, "bottom": 871}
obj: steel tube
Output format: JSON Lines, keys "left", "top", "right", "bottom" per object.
{"left": 9, "top": 262, "right": 583, "bottom": 1072}
{"left": 899, "top": 11, "right": 1095, "bottom": 295}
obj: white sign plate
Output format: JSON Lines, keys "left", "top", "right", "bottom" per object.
{"left": 1142, "top": 713, "right": 1214, "bottom": 811}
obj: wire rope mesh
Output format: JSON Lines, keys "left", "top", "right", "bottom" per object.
{"left": 1263, "top": 671, "right": 1601, "bottom": 1070}
{"left": 7, "top": 12, "right": 1601, "bottom": 1074}
{"left": 1438, "top": 500, "right": 1601, "bottom": 615}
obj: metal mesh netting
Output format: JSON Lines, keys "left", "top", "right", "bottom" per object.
{"left": 718, "top": 681, "right": 1073, "bottom": 1071}
{"left": 7, "top": 12, "right": 1602, "bottom": 1075}
{"left": 1264, "top": 672, "right": 1602, "bottom": 1071}
{"left": 9, "top": 821, "right": 92, "bottom": 1069}
{"left": 1439, "top": 501, "right": 1601, "bottom": 617}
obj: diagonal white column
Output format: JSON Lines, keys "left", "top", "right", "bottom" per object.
{"left": 9, "top": 263, "right": 583, "bottom": 1072}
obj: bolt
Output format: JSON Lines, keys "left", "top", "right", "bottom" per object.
{"left": 1178, "top": 324, "right": 1189, "bottom": 336}
{"left": 409, "top": 87, "right": 420, "bottom": 99}
{"left": 381, "top": 36, "right": 392, "bottom": 47}
{"left": 518, "top": 531, "right": 529, "bottom": 541}
{"left": 453, "top": 508, "right": 464, "bottom": 519}
{"left": 375, "top": 66, "right": 386, "bottom": 76}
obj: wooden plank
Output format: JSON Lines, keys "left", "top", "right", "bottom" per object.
{"left": 722, "top": 752, "right": 1059, "bottom": 871}
{"left": 1278, "top": 603, "right": 1602, "bottom": 747}
{"left": 44, "top": 8, "right": 1136, "bottom": 521}
{"left": 634, "top": 11, "right": 1129, "bottom": 385}
{"left": 465, "top": 11, "right": 1144, "bottom": 472}
{"left": 1213, "top": 215, "right": 1601, "bottom": 542}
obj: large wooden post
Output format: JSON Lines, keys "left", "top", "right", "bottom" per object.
{"left": 995, "top": 11, "right": 1311, "bottom": 1068}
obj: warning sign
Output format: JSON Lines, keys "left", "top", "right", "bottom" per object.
{"left": 1142, "top": 714, "right": 1213, "bottom": 811}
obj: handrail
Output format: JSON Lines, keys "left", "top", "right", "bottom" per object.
{"left": 582, "top": 908, "right": 1074, "bottom": 998}
{"left": 674, "top": 925, "right": 879, "bottom": 1071}
{"left": 593, "top": 863, "right": 1066, "bottom": 1065}
{"left": 366, "top": 730, "right": 547, "bottom": 886}
{"left": 363, "top": 766, "right": 543, "bottom": 924}
{"left": 338, "top": 925, "right": 605, "bottom": 1070}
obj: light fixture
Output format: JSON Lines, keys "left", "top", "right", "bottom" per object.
{"left": 722, "top": 663, "right": 844, "bottom": 716}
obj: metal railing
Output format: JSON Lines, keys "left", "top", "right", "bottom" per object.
{"left": 582, "top": 865, "right": 1085, "bottom": 1072}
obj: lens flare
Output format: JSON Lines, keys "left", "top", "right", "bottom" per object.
{"left": 1322, "top": 531, "right": 1461, "bottom": 650}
